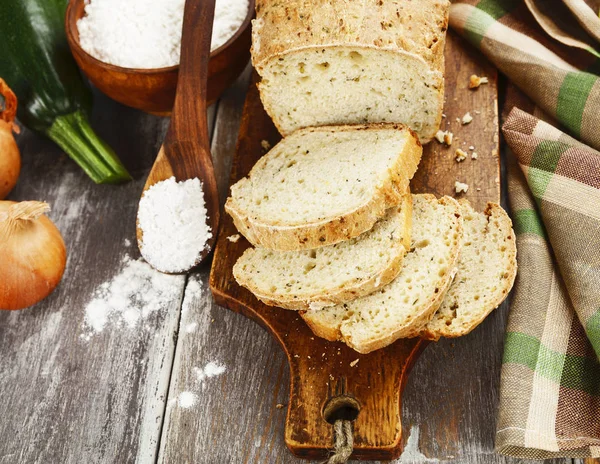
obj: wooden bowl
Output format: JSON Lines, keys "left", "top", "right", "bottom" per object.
{"left": 65, "top": 0, "right": 253, "bottom": 115}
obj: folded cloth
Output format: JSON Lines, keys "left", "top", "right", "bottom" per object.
{"left": 449, "top": 0, "right": 600, "bottom": 459}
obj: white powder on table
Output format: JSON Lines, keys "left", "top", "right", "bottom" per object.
{"left": 77, "top": 0, "right": 249, "bottom": 69}
{"left": 178, "top": 391, "right": 197, "bottom": 408}
{"left": 194, "top": 361, "right": 227, "bottom": 383}
{"left": 82, "top": 255, "right": 181, "bottom": 339}
{"left": 138, "top": 177, "right": 212, "bottom": 273}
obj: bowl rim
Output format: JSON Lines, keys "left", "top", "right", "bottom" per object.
{"left": 65, "top": 0, "right": 255, "bottom": 75}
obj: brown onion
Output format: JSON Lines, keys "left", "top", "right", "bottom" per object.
{"left": 0, "top": 78, "right": 20, "bottom": 199}
{"left": 0, "top": 201, "right": 67, "bottom": 310}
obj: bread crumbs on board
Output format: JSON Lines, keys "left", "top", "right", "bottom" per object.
{"left": 455, "top": 149, "right": 467, "bottom": 162}
{"left": 469, "top": 74, "right": 489, "bottom": 89}
{"left": 260, "top": 139, "right": 271, "bottom": 151}
{"left": 227, "top": 234, "right": 241, "bottom": 243}
{"left": 435, "top": 130, "right": 453, "bottom": 146}
{"left": 455, "top": 181, "right": 469, "bottom": 194}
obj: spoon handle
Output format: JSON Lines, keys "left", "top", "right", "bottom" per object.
{"left": 166, "top": 0, "right": 216, "bottom": 150}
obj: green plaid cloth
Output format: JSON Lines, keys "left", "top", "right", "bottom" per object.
{"left": 450, "top": 0, "right": 600, "bottom": 459}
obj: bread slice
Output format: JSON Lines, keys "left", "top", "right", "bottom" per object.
{"left": 301, "top": 194, "right": 463, "bottom": 354}
{"left": 225, "top": 124, "right": 422, "bottom": 251}
{"left": 420, "top": 201, "right": 517, "bottom": 340}
{"left": 251, "top": 0, "right": 450, "bottom": 142}
{"left": 234, "top": 195, "right": 412, "bottom": 311}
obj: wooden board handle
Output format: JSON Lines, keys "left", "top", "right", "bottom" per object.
{"left": 212, "top": 269, "right": 426, "bottom": 460}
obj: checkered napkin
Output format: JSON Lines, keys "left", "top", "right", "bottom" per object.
{"left": 449, "top": 0, "right": 600, "bottom": 458}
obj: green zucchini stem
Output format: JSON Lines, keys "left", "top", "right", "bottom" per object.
{"left": 46, "top": 111, "right": 132, "bottom": 184}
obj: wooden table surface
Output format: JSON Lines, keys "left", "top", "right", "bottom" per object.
{"left": 0, "top": 64, "right": 590, "bottom": 464}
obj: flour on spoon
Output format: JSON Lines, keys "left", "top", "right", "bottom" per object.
{"left": 138, "top": 177, "right": 212, "bottom": 273}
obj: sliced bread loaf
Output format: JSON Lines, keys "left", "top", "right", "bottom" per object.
{"left": 301, "top": 194, "right": 463, "bottom": 354}
{"left": 225, "top": 124, "right": 422, "bottom": 251}
{"left": 233, "top": 195, "right": 412, "bottom": 311}
{"left": 420, "top": 201, "right": 517, "bottom": 340}
{"left": 251, "top": 0, "right": 450, "bottom": 142}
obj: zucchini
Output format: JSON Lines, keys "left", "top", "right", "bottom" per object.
{"left": 0, "top": 0, "right": 131, "bottom": 184}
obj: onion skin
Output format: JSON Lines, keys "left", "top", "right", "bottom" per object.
{"left": 0, "top": 79, "right": 20, "bottom": 199}
{"left": 0, "top": 120, "right": 20, "bottom": 199}
{"left": 0, "top": 201, "right": 67, "bottom": 310}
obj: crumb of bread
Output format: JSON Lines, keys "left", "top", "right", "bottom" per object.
{"left": 442, "top": 113, "right": 446, "bottom": 118}
{"left": 435, "top": 130, "right": 454, "bottom": 146}
{"left": 260, "top": 139, "right": 271, "bottom": 151}
{"left": 469, "top": 75, "right": 489, "bottom": 89}
{"left": 276, "top": 403, "right": 284, "bottom": 409}
{"left": 350, "top": 359, "right": 359, "bottom": 367}
{"left": 227, "top": 234, "right": 241, "bottom": 243}
{"left": 471, "top": 152, "right": 478, "bottom": 159}
{"left": 455, "top": 181, "right": 469, "bottom": 194}
{"left": 455, "top": 117, "right": 461, "bottom": 123}
{"left": 476, "top": 187, "right": 481, "bottom": 191}
{"left": 469, "top": 145, "right": 475, "bottom": 150}
{"left": 462, "top": 112, "right": 473, "bottom": 125}
{"left": 444, "top": 131, "right": 454, "bottom": 146}
{"left": 455, "top": 149, "right": 467, "bottom": 162}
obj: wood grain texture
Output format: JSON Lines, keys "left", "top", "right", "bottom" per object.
{"left": 0, "top": 35, "right": 578, "bottom": 464}
{"left": 136, "top": 0, "right": 220, "bottom": 269}
{"left": 0, "top": 98, "right": 178, "bottom": 463}
{"left": 209, "top": 31, "right": 501, "bottom": 461}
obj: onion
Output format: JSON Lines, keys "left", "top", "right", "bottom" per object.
{"left": 0, "top": 78, "right": 20, "bottom": 199}
{"left": 0, "top": 201, "right": 67, "bottom": 310}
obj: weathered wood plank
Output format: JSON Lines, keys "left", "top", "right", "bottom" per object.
{"left": 0, "top": 94, "right": 216, "bottom": 463}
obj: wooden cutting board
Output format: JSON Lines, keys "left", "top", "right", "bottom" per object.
{"left": 209, "top": 31, "right": 499, "bottom": 461}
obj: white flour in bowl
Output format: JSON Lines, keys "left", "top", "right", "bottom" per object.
{"left": 138, "top": 177, "right": 212, "bottom": 273}
{"left": 77, "top": 0, "right": 250, "bottom": 69}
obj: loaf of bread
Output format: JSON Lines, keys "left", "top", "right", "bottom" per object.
{"left": 234, "top": 195, "right": 411, "bottom": 311}
{"left": 251, "top": 0, "right": 450, "bottom": 142}
{"left": 301, "top": 194, "right": 463, "bottom": 354}
{"left": 225, "top": 124, "right": 421, "bottom": 251}
{"left": 421, "top": 201, "right": 517, "bottom": 340}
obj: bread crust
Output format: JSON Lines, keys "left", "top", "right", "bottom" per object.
{"left": 234, "top": 195, "right": 412, "bottom": 311}
{"left": 301, "top": 195, "right": 464, "bottom": 354}
{"left": 252, "top": 0, "right": 450, "bottom": 72}
{"left": 251, "top": 0, "right": 449, "bottom": 141}
{"left": 420, "top": 202, "right": 518, "bottom": 340}
{"left": 225, "top": 124, "right": 422, "bottom": 251}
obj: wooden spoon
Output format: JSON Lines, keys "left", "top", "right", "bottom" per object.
{"left": 136, "top": 0, "right": 219, "bottom": 272}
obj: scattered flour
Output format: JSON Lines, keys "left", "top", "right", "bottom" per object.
{"left": 178, "top": 391, "right": 197, "bottom": 409}
{"left": 124, "top": 238, "right": 131, "bottom": 247}
{"left": 181, "top": 276, "right": 202, "bottom": 334}
{"left": 81, "top": 255, "right": 181, "bottom": 339}
{"left": 185, "top": 322, "right": 198, "bottom": 333}
{"left": 138, "top": 177, "right": 212, "bottom": 273}
{"left": 182, "top": 277, "right": 203, "bottom": 315}
{"left": 173, "top": 361, "right": 227, "bottom": 410}
{"left": 194, "top": 361, "right": 227, "bottom": 383}
{"left": 77, "top": 0, "right": 250, "bottom": 69}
